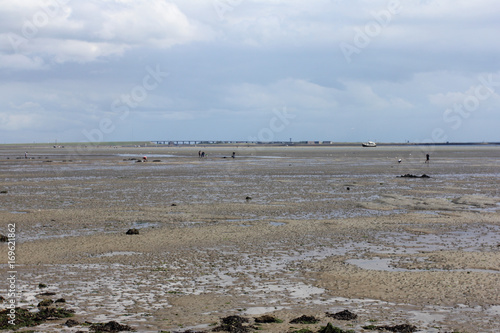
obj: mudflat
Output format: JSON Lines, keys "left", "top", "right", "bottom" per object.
{"left": 1, "top": 144, "right": 499, "bottom": 332}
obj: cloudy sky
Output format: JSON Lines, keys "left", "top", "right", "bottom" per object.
{"left": 1, "top": 0, "right": 499, "bottom": 144}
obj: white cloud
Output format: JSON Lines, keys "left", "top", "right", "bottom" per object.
{"left": 0, "top": 53, "right": 45, "bottom": 70}
{"left": 0, "top": 0, "right": 213, "bottom": 65}
{"left": 429, "top": 82, "right": 500, "bottom": 111}
{"left": 31, "top": 39, "right": 129, "bottom": 64}
{"left": 0, "top": 101, "right": 70, "bottom": 132}
{"left": 429, "top": 92, "right": 468, "bottom": 108}
{"left": 94, "top": 0, "right": 211, "bottom": 47}
{"left": 0, "top": 111, "right": 45, "bottom": 131}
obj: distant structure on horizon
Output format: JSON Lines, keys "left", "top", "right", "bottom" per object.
{"left": 151, "top": 140, "right": 336, "bottom": 146}
{"left": 148, "top": 140, "right": 500, "bottom": 147}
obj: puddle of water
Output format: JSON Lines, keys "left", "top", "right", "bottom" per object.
{"left": 280, "top": 209, "right": 407, "bottom": 220}
{"left": 346, "top": 257, "right": 499, "bottom": 274}
{"left": 194, "top": 272, "right": 237, "bottom": 289}
{"left": 269, "top": 221, "right": 286, "bottom": 226}
{"left": 132, "top": 221, "right": 159, "bottom": 229}
{"left": 225, "top": 218, "right": 261, "bottom": 223}
{"left": 288, "top": 284, "right": 325, "bottom": 298}
{"left": 384, "top": 225, "right": 500, "bottom": 253}
{"left": 180, "top": 221, "right": 205, "bottom": 228}
{"left": 487, "top": 305, "right": 500, "bottom": 315}
{"left": 16, "top": 220, "right": 160, "bottom": 243}
{"left": 415, "top": 211, "right": 441, "bottom": 215}
{"left": 244, "top": 306, "right": 287, "bottom": 315}
{"left": 175, "top": 324, "right": 211, "bottom": 333}
{"left": 17, "top": 226, "right": 111, "bottom": 243}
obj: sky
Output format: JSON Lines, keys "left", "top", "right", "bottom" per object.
{"left": 0, "top": 0, "right": 499, "bottom": 144}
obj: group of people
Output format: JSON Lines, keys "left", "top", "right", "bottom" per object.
{"left": 141, "top": 151, "right": 236, "bottom": 161}
{"left": 398, "top": 153, "right": 430, "bottom": 164}
{"left": 198, "top": 151, "right": 236, "bottom": 159}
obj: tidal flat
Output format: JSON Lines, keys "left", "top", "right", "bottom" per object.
{"left": 1, "top": 144, "right": 499, "bottom": 332}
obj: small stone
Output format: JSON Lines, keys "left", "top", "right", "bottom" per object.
{"left": 254, "top": 315, "right": 281, "bottom": 323}
{"left": 65, "top": 319, "right": 80, "bottom": 327}
{"left": 89, "top": 321, "right": 134, "bottom": 332}
{"left": 39, "top": 292, "right": 56, "bottom": 296}
{"left": 363, "top": 324, "right": 417, "bottom": 333}
{"left": 38, "top": 299, "right": 53, "bottom": 307}
{"left": 290, "top": 315, "right": 319, "bottom": 324}
{"left": 326, "top": 309, "right": 357, "bottom": 321}
{"left": 126, "top": 229, "right": 139, "bottom": 235}
{"left": 213, "top": 316, "right": 251, "bottom": 333}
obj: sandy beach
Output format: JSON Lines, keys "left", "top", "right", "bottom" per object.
{"left": 1, "top": 144, "right": 499, "bottom": 332}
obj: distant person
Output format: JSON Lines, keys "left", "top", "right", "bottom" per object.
{"left": 198, "top": 150, "right": 201, "bottom": 158}
{"left": 232, "top": 152, "right": 236, "bottom": 159}
{"left": 25, "top": 152, "right": 28, "bottom": 159}
{"left": 425, "top": 154, "right": 430, "bottom": 163}
{"left": 142, "top": 156, "right": 147, "bottom": 162}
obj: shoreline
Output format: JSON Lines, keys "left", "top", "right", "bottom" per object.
{"left": 1, "top": 141, "right": 499, "bottom": 149}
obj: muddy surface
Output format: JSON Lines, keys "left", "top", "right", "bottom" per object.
{"left": 1, "top": 145, "right": 499, "bottom": 332}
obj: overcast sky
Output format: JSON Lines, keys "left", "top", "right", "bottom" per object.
{"left": 1, "top": 0, "right": 499, "bottom": 144}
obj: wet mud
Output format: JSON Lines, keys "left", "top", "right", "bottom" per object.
{"left": 0, "top": 145, "right": 499, "bottom": 332}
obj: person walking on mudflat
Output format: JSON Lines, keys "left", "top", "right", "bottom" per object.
{"left": 425, "top": 154, "right": 430, "bottom": 163}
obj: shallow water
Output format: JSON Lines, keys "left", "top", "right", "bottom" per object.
{"left": 346, "top": 257, "right": 499, "bottom": 273}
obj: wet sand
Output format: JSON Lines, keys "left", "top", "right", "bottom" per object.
{"left": 1, "top": 144, "right": 500, "bottom": 332}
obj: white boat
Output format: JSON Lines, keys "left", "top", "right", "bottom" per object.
{"left": 362, "top": 141, "right": 377, "bottom": 147}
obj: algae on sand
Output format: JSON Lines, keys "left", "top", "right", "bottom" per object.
{"left": 0, "top": 307, "right": 74, "bottom": 330}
